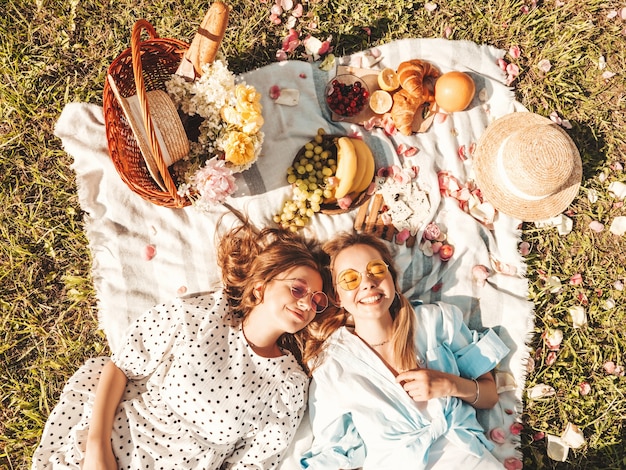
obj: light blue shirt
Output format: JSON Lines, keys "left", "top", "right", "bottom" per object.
{"left": 301, "top": 302, "right": 510, "bottom": 470}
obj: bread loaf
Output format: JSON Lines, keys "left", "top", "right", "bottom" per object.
{"left": 396, "top": 59, "right": 440, "bottom": 101}
{"left": 390, "top": 89, "right": 423, "bottom": 136}
{"left": 176, "top": 2, "right": 229, "bottom": 80}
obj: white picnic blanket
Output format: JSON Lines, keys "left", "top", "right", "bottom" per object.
{"left": 55, "top": 38, "right": 532, "bottom": 467}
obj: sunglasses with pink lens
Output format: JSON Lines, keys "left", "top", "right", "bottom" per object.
{"left": 275, "top": 278, "right": 329, "bottom": 314}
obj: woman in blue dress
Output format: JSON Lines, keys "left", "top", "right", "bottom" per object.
{"left": 300, "top": 232, "right": 509, "bottom": 469}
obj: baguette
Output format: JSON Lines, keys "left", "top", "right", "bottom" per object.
{"left": 176, "top": 1, "right": 230, "bottom": 80}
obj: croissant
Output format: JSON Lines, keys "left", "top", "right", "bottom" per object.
{"left": 396, "top": 59, "right": 440, "bottom": 102}
{"left": 390, "top": 89, "right": 423, "bottom": 136}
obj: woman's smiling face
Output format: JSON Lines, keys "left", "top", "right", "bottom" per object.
{"left": 332, "top": 244, "right": 396, "bottom": 320}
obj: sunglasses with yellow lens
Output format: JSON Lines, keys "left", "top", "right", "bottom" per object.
{"left": 336, "top": 260, "right": 389, "bottom": 291}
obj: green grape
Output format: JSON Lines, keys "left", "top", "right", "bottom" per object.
{"left": 305, "top": 163, "right": 314, "bottom": 172}
{"left": 304, "top": 150, "right": 314, "bottom": 158}
{"left": 287, "top": 174, "right": 297, "bottom": 184}
{"left": 310, "top": 202, "right": 321, "bottom": 212}
{"left": 304, "top": 142, "right": 314, "bottom": 150}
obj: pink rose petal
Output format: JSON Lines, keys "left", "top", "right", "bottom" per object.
{"left": 504, "top": 457, "right": 523, "bottom": 470}
{"left": 177, "top": 285, "right": 188, "bottom": 296}
{"left": 269, "top": 85, "right": 281, "bottom": 100}
{"left": 579, "top": 381, "right": 591, "bottom": 396}
{"left": 490, "top": 427, "right": 507, "bottom": 444}
{"left": 508, "top": 45, "right": 521, "bottom": 59}
{"left": 510, "top": 422, "right": 524, "bottom": 436}
{"left": 144, "top": 244, "right": 156, "bottom": 261}
{"left": 589, "top": 220, "right": 604, "bottom": 232}
{"left": 570, "top": 273, "right": 583, "bottom": 285}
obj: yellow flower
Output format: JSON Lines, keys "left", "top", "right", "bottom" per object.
{"left": 235, "top": 84, "right": 263, "bottom": 114}
{"left": 223, "top": 131, "right": 256, "bottom": 166}
{"left": 240, "top": 109, "right": 264, "bottom": 134}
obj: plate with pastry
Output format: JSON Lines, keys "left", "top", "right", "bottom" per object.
{"left": 328, "top": 60, "right": 442, "bottom": 135}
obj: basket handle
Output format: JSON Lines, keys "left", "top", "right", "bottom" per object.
{"left": 130, "top": 19, "right": 185, "bottom": 205}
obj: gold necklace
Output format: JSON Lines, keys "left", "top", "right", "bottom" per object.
{"left": 355, "top": 331, "right": 390, "bottom": 347}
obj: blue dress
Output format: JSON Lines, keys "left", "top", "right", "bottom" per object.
{"left": 301, "top": 302, "right": 510, "bottom": 470}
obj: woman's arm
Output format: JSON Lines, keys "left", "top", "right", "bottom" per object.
{"left": 395, "top": 369, "right": 498, "bottom": 409}
{"left": 83, "top": 360, "right": 128, "bottom": 470}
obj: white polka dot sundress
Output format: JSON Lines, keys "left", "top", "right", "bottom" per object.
{"left": 31, "top": 291, "right": 309, "bottom": 469}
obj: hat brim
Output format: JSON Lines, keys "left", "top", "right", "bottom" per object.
{"left": 473, "top": 112, "right": 582, "bottom": 221}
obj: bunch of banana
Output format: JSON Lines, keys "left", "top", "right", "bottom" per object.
{"left": 332, "top": 137, "right": 376, "bottom": 200}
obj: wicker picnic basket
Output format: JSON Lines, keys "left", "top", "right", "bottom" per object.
{"left": 103, "top": 3, "right": 229, "bottom": 208}
{"left": 103, "top": 20, "right": 191, "bottom": 208}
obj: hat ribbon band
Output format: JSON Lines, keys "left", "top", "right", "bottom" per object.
{"left": 496, "top": 137, "right": 545, "bottom": 202}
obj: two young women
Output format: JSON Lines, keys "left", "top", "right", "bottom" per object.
{"left": 33, "top": 226, "right": 509, "bottom": 469}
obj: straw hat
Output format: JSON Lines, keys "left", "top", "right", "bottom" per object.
{"left": 473, "top": 112, "right": 582, "bottom": 221}
{"left": 107, "top": 73, "right": 189, "bottom": 191}
{"left": 120, "top": 90, "right": 190, "bottom": 191}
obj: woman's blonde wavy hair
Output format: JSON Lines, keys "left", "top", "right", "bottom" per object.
{"left": 303, "top": 232, "right": 418, "bottom": 374}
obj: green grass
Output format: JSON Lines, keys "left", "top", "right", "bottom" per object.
{"left": 1, "top": 0, "right": 625, "bottom": 468}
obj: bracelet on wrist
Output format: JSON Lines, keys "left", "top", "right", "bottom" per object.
{"left": 469, "top": 378, "right": 480, "bottom": 405}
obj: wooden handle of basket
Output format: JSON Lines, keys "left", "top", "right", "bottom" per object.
{"left": 130, "top": 19, "right": 183, "bottom": 202}
{"left": 176, "top": 1, "right": 229, "bottom": 80}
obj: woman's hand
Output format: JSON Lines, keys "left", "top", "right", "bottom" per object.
{"left": 395, "top": 368, "right": 454, "bottom": 402}
{"left": 396, "top": 369, "right": 499, "bottom": 408}
{"left": 83, "top": 437, "right": 118, "bottom": 470}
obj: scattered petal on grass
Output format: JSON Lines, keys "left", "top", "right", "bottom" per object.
{"left": 561, "top": 423, "right": 585, "bottom": 449}
{"left": 598, "top": 55, "right": 606, "bottom": 70}
{"left": 608, "top": 181, "right": 626, "bottom": 199}
{"left": 546, "top": 276, "right": 562, "bottom": 293}
{"left": 547, "top": 434, "right": 570, "bottom": 462}
{"left": 609, "top": 216, "right": 626, "bottom": 236}
{"left": 589, "top": 220, "right": 604, "bottom": 232}
{"left": 614, "top": 280, "right": 624, "bottom": 291}
{"left": 570, "top": 273, "right": 583, "bottom": 285}
{"left": 569, "top": 306, "right": 587, "bottom": 328}
{"left": 544, "top": 328, "right": 563, "bottom": 349}
{"left": 519, "top": 241, "right": 530, "bottom": 255}
{"left": 490, "top": 427, "right": 507, "bottom": 444}
{"left": 603, "top": 361, "right": 617, "bottom": 374}
{"left": 579, "top": 381, "right": 591, "bottom": 396}
{"left": 528, "top": 383, "right": 556, "bottom": 399}
{"left": 144, "top": 244, "right": 156, "bottom": 261}
{"left": 443, "top": 26, "right": 453, "bottom": 38}
{"left": 424, "top": 2, "right": 438, "bottom": 11}
{"left": 537, "top": 59, "right": 552, "bottom": 73}
{"left": 508, "top": 45, "right": 521, "bottom": 59}
{"left": 535, "top": 214, "right": 573, "bottom": 235}
{"left": 546, "top": 351, "right": 557, "bottom": 366}
{"left": 602, "top": 71, "right": 616, "bottom": 80}
{"left": 587, "top": 188, "right": 598, "bottom": 203}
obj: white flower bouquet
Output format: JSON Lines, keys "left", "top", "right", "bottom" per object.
{"left": 165, "top": 59, "right": 265, "bottom": 210}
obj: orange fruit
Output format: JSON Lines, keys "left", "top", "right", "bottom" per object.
{"left": 369, "top": 90, "right": 393, "bottom": 114}
{"left": 434, "top": 71, "right": 476, "bottom": 112}
{"left": 377, "top": 68, "right": 400, "bottom": 92}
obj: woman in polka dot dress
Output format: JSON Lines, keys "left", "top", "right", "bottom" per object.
{"left": 32, "top": 223, "right": 331, "bottom": 470}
